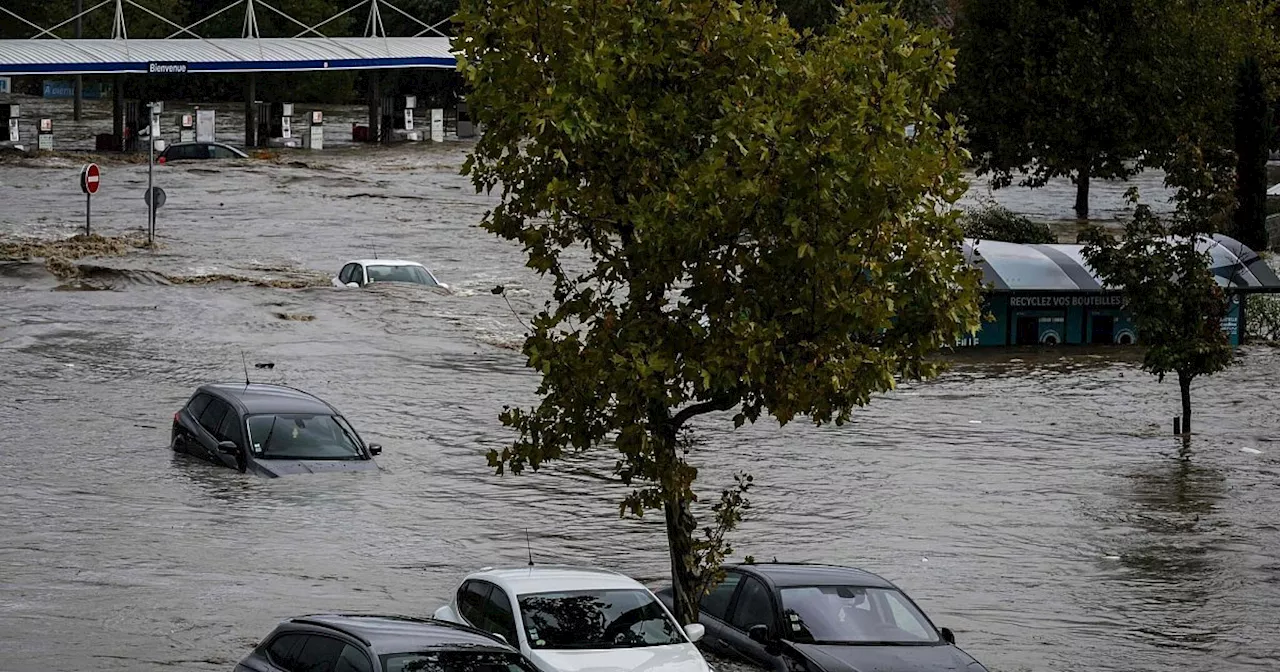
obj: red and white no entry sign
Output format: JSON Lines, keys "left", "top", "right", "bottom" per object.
{"left": 80, "top": 163, "right": 100, "bottom": 195}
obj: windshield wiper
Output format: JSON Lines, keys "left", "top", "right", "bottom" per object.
{"left": 261, "top": 416, "right": 279, "bottom": 453}
{"left": 332, "top": 418, "right": 367, "bottom": 458}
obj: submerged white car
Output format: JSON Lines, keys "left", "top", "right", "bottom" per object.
{"left": 434, "top": 565, "right": 712, "bottom": 672}
{"left": 332, "top": 258, "right": 448, "bottom": 290}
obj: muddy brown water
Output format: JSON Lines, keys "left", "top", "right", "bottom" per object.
{"left": 2, "top": 108, "right": 1278, "bottom": 672}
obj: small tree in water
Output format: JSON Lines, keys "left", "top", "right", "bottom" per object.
{"left": 455, "top": 0, "right": 982, "bottom": 623}
{"left": 1081, "top": 203, "right": 1233, "bottom": 433}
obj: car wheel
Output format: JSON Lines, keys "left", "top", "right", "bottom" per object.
{"left": 171, "top": 431, "right": 188, "bottom": 454}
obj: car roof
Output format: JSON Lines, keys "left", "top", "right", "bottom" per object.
{"left": 199, "top": 383, "right": 338, "bottom": 415}
{"left": 286, "top": 614, "right": 514, "bottom": 656}
{"left": 465, "top": 565, "right": 646, "bottom": 596}
{"left": 167, "top": 141, "right": 243, "bottom": 151}
{"left": 346, "top": 259, "right": 425, "bottom": 268}
{"left": 733, "top": 563, "right": 896, "bottom": 589}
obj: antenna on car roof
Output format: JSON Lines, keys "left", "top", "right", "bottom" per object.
{"left": 526, "top": 529, "right": 535, "bottom": 567}
{"left": 241, "top": 351, "right": 251, "bottom": 388}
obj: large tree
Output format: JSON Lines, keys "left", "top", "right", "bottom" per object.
{"left": 456, "top": 0, "right": 982, "bottom": 623}
{"left": 954, "top": 0, "right": 1261, "bottom": 221}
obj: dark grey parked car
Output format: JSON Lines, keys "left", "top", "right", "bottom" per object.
{"left": 157, "top": 141, "right": 248, "bottom": 163}
{"left": 171, "top": 383, "right": 381, "bottom": 477}
{"left": 234, "top": 614, "right": 543, "bottom": 672}
{"left": 657, "top": 563, "right": 988, "bottom": 672}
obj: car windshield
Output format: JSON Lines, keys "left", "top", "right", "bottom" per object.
{"left": 779, "top": 586, "right": 939, "bottom": 645}
{"left": 380, "top": 650, "right": 539, "bottom": 672}
{"left": 517, "top": 589, "right": 685, "bottom": 650}
{"left": 365, "top": 264, "right": 438, "bottom": 286}
{"left": 245, "top": 413, "right": 364, "bottom": 460}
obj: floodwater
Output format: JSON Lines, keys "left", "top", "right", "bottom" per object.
{"left": 1, "top": 98, "right": 1277, "bottom": 672}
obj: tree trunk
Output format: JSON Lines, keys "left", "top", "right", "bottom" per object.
{"left": 1074, "top": 162, "right": 1091, "bottom": 221}
{"left": 1178, "top": 370, "right": 1192, "bottom": 434}
{"left": 663, "top": 494, "right": 699, "bottom": 625}
{"left": 652, "top": 412, "right": 700, "bottom": 626}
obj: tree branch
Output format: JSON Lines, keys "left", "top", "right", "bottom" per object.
{"left": 672, "top": 395, "right": 737, "bottom": 429}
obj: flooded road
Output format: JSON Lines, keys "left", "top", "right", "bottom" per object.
{"left": 1, "top": 133, "right": 1277, "bottom": 672}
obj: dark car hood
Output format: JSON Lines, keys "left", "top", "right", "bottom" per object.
{"left": 250, "top": 458, "right": 380, "bottom": 477}
{"left": 787, "top": 642, "right": 984, "bottom": 672}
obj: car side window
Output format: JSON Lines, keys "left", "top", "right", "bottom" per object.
{"left": 294, "top": 635, "right": 346, "bottom": 672}
{"left": 186, "top": 393, "right": 212, "bottom": 420}
{"left": 459, "top": 580, "right": 494, "bottom": 629}
{"left": 484, "top": 584, "right": 519, "bottom": 645}
{"left": 334, "top": 643, "right": 373, "bottom": 672}
{"left": 217, "top": 408, "right": 244, "bottom": 446}
{"left": 266, "top": 633, "right": 307, "bottom": 670}
{"left": 700, "top": 571, "right": 743, "bottom": 621}
{"left": 213, "top": 146, "right": 238, "bottom": 159}
{"left": 729, "top": 577, "right": 776, "bottom": 634}
{"left": 198, "top": 398, "right": 229, "bottom": 435}
{"left": 340, "top": 263, "right": 359, "bottom": 285}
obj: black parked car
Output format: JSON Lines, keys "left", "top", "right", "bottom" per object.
{"left": 157, "top": 141, "right": 249, "bottom": 163}
{"left": 171, "top": 383, "right": 381, "bottom": 477}
{"left": 234, "top": 614, "right": 543, "bottom": 672}
{"left": 658, "top": 563, "right": 988, "bottom": 672}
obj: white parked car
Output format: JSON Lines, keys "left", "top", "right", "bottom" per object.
{"left": 434, "top": 566, "right": 712, "bottom": 672}
{"left": 332, "top": 259, "right": 448, "bottom": 290}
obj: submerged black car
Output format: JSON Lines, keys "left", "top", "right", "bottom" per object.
{"left": 171, "top": 383, "right": 381, "bottom": 477}
{"left": 658, "top": 563, "right": 988, "bottom": 672}
{"left": 235, "top": 613, "right": 542, "bottom": 672}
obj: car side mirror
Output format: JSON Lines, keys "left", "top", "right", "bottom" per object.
{"left": 368, "top": 443, "right": 382, "bottom": 456}
{"left": 748, "top": 624, "right": 771, "bottom": 644}
{"left": 217, "top": 441, "right": 239, "bottom": 455}
{"left": 684, "top": 623, "right": 705, "bottom": 643}
{"left": 940, "top": 627, "right": 955, "bottom": 645}
{"left": 490, "top": 633, "right": 508, "bottom": 644}
{"left": 345, "top": 282, "right": 359, "bottom": 288}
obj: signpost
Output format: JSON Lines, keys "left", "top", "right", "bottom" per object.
{"left": 79, "top": 163, "right": 100, "bottom": 236}
{"left": 146, "top": 103, "right": 162, "bottom": 244}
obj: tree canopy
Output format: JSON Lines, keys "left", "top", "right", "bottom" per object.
{"left": 456, "top": 0, "right": 982, "bottom": 623}
{"left": 1081, "top": 202, "right": 1233, "bottom": 433}
{"left": 954, "top": 0, "right": 1268, "bottom": 220}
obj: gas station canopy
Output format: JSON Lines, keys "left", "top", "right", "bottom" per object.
{"left": 0, "top": 37, "right": 456, "bottom": 75}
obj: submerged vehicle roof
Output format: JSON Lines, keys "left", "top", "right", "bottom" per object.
{"left": 734, "top": 562, "right": 896, "bottom": 589}
{"left": 198, "top": 383, "right": 338, "bottom": 415}
{"left": 284, "top": 614, "right": 515, "bottom": 656}
{"left": 346, "top": 259, "right": 426, "bottom": 267}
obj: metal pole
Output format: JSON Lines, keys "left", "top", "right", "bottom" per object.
{"left": 86, "top": 192, "right": 91, "bottom": 237}
{"left": 148, "top": 106, "right": 155, "bottom": 245}
{"left": 74, "top": 0, "right": 83, "bottom": 122}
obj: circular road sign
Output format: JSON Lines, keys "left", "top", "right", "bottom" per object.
{"left": 144, "top": 186, "right": 167, "bottom": 209}
{"left": 80, "top": 163, "right": 101, "bottom": 195}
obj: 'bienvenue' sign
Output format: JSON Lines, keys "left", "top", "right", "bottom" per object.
{"left": 148, "top": 62, "right": 188, "bottom": 74}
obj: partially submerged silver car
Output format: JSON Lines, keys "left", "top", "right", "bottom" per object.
{"left": 332, "top": 259, "right": 448, "bottom": 290}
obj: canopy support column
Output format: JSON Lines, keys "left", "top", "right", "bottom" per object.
{"left": 367, "top": 71, "right": 380, "bottom": 144}
{"left": 112, "top": 74, "right": 124, "bottom": 151}
{"left": 244, "top": 73, "right": 257, "bottom": 148}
